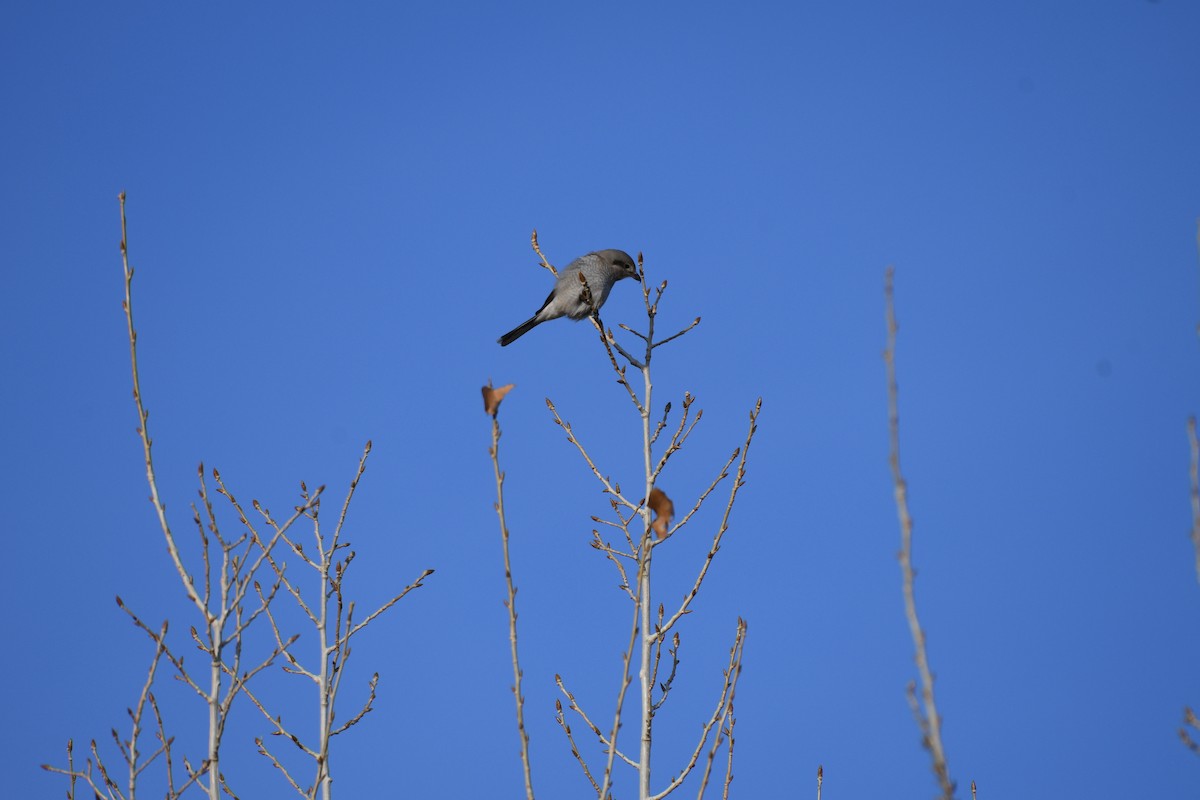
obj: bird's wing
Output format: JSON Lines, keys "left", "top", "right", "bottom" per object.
{"left": 534, "top": 286, "right": 557, "bottom": 315}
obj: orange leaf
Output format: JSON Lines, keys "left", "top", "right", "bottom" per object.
{"left": 648, "top": 487, "right": 674, "bottom": 538}
{"left": 482, "top": 383, "right": 515, "bottom": 416}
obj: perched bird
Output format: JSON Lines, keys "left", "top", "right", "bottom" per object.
{"left": 498, "top": 249, "right": 638, "bottom": 346}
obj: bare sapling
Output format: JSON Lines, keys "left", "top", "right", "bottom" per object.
{"left": 44, "top": 193, "right": 313, "bottom": 799}
{"left": 488, "top": 231, "right": 761, "bottom": 800}
{"left": 45, "top": 194, "right": 433, "bottom": 800}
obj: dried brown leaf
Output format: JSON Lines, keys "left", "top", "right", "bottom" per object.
{"left": 648, "top": 487, "right": 674, "bottom": 538}
{"left": 482, "top": 383, "right": 515, "bottom": 416}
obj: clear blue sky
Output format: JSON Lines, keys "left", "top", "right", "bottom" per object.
{"left": 3, "top": 2, "right": 1200, "bottom": 797}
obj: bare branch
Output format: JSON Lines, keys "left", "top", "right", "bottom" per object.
{"left": 651, "top": 630, "right": 681, "bottom": 714}
{"left": 331, "top": 441, "right": 371, "bottom": 557}
{"left": 120, "top": 192, "right": 206, "bottom": 621}
{"left": 255, "top": 737, "right": 309, "bottom": 798}
{"left": 649, "top": 401, "right": 673, "bottom": 447}
{"left": 1188, "top": 418, "right": 1200, "bottom": 586}
{"left": 116, "top": 598, "right": 206, "bottom": 702}
{"left": 598, "top": 540, "right": 648, "bottom": 799}
{"left": 618, "top": 322, "right": 650, "bottom": 343}
{"left": 660, "top": 401, "right": 761, "bottom": 636}
{"left": 660, "top": 449, "right": 737, "bottom": 543}
{"left": 599, "top": 321, "right": 647, "bottom": 372}
{"left": 235, "top": 448, "right": 434, "bottom": 799}
{"left": 721, "top": 706, "right": 736, "bottom": 800}
{"left": 652, "top": 317, "right": 701, "bottom": 350}
{"left": 555, "top": 699, "right": 602, "bottom": 795}
{"left": 212, "top": 471, "right": 322, "bottom": 641}
{"left": 241, "top": 680, "right": 319, "bottom": 759}
{"left": 653, "top": 393, "right": 703, "bottom": 480}
{"left": 546, "top": 398, "right": 638, "bottom": 509}
{"left": 345, "top": 569, "right": 434, "bottom": 640}
{"left": 489, "top": 410, "right": 536, "bottom": 800}
{"left": 121, "top": 621, "right": 171, "bottom": 792}
{"left": 885, "top": 267, "right": 955, "bottom": 800}
{"left": 591, "top": 532, "right": 638, "bottom": 602}
{"left": 332, "top": 673, "right": 380, "bottom": 736}
{"left": 588, "top": 316, "right": 649, "bottom": 401}
{"left": 531, "top": 229, "right": 558, "bottom": 277}
{"left": 657, "top": 618, "right": 745, "bottom": 800}
{"left": 556, "top": 675, "right": 638, "bottom": 770}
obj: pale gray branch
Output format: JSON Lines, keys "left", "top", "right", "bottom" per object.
{"left": 885, "top": 267, "right": 955, "bottom": 800}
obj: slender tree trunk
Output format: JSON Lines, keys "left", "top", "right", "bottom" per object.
{"left": 638, "top": 365, "right": 654, "bottom": 799}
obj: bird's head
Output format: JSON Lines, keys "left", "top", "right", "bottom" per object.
{"left": 599, "top": 249, "right": 639, "bottom": 280}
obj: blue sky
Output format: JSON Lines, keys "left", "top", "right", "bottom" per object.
{"left": 4, "top": 2, "right": 1200, "bottom": 797}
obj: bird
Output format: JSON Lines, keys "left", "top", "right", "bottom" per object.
{"left": 498, "top": 249, "right": 639, "bottom": 346}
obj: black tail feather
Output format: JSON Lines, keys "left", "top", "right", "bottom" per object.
{"left": 498, "top": 316, "right": 542, "bottom": 346}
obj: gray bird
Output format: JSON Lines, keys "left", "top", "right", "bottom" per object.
{"left": 498, "top": 249, "right": 638, "bottom": 346}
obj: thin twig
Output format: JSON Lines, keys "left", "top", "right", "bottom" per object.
{"left": 556, "top": 700, "right": 603, "bottom": 794}
{"left": 255, "top": 737, "right": 308, "bottom": 798}
{"left": 653, "top": 395, "right": 704, "bottom": 482}
{"left": 588, "top": 316, "right": 649, "bottom": 401}
{"left": 651, "top": 629, "right": 680, "bottom": 713}
{"left": 682, "top": 618, "right": 746, "bottom": 800}
{"left": 557, "top": 675, "right": 638, "bottom": 771}
{"left": 1188, "top": 418, "right": 1200, "bottom": 585}
{"left": 661, "top": 448, "right": 738, "bottom": 542}
{"left": 120, "top": 192, "right": 209, "bottom": 621}
{"left": 598, "top": 595, "right": 642, "bottom": 799}
{"left": 531, "top": 229, "right": 558, "bottom": 277}
{"left": 332, "top": 673, "right": 379, "bottom": 736}
{"left": 653, "top": 317, "right": 701, "bottom": 350}
{"left": 884, "top": 267, "right": 955, "bottom": 800}
{"left": 650, "top": 401, "right": 672, "bottom": 447}
{"left": 660, "top": 402, "right": 761, "bottom": 636}
{"left": 125, "top": 622, "right": 170, "bottom": 792}
{"left": 599, "top": 318, "right": 647, "bottom": 372}
{"left": 491, "top": 412, "right": 536, "bottom": 800}
{"left": 346, "top": 569, "right": 434, "bottom": 639}
{"left": 591, "top": 532, "right": 638, "bottom": 602}
{"left": 720, "top": 704, "right": 736, "bottom": 800}
{"left": 546, "top": 398, "right": 638, "bottom": 509}
{"left": 242, "top": 677, "right": 319, "bottom": 758}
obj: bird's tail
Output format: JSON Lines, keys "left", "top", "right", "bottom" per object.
{"left": 498, "top": 316, "right": 542, "bottom": 346}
